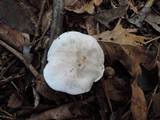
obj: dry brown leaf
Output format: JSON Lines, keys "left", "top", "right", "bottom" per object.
{"left": 0, "top": 0, "right": 36, "bottom": 34}
{"left": 85, "top": 16, "right": 97, "bottom": 35}
{"left": 102, "top": 76, "right": 131, "bottom": 102}
{"left": 152, "top": 92, "right": 160, "bottom": 118}
{"left": 127, "top": 6, "right": 151, "bottom": 27}
{"left": 8, "top": 93, "right": 22, "bottom": 108}
{"left": 64, "top": 0, "right": 103, "bottom": 14}
{"left": 94, "top": 23, "right": 147, "bottom": 46}
{"left": 99, "top": 42, "right": 157, "bottom": 76}
{"left": 127, "top": 0, "right": 138, "bottom": 13}
{"left": 131, "top": 76, "right": 147, "bottom": 120}
{"left": 35, "top": 77, "right": 70, "bottom": 102}
{"left": 0, "top": 23, "right": 29, "bottom": 51}
{"left": 93, "top": 6, "right": 127, "bottom": 27}
{"left": 93, "top": 0, "right": 103, "bottom": 6}
{"left": 41, "top": 10, "right": 52, "bottom": 36}
{"left": 145, "top": 13, "right": 160, "bottom": 33}
{"left": 157, "top": 61, "right": 160, "bottom": 79}
{"left": 28, "top": 0, "right": 43, "bottom": 10}
{"left": 27, "top": 98, "right": 94, "bottom": 120}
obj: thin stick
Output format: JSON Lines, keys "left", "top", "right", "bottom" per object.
{"left": 33, "top": 0, "right": 47, "bottom": 41}
{"left": 0, "top": 115, "right": 14, "bottom": 120}
{"left": 0, "top": 59, "right": 17, "bottom": 77}
{"left": 145, "top": 0, "right": 155, "bottom": 8}
{"left": 101, "top": 77, "right": 113, "bottom": 112}
{"left": 147, "top": 85, "right": 159, "bottom": 110}
{"left": 0, "top": 74, "right": 24, "bottom": 86}
{"left": 40, "top": 0, "right": 64, "bottom": 73}
{"left": 0, "top": 40, "right": 39, "bottom": 78}
{"left": 144, "top": 35, "right": 160, "bottom": 45}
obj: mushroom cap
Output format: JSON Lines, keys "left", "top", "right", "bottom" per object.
{"left": 43, "top": 31, "right": 104, "bottom": 95}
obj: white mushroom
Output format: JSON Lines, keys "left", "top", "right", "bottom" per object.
{"left": 43, "top": 31, "right": 104, "bottom": 95}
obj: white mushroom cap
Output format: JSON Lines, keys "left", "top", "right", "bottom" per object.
{"left": 43, "top": 31, "right": 104, "bottom": 95}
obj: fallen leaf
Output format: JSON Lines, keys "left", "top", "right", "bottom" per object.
{"left": 103, "top": 76, "right": 131, "bottom": 102}
{"left": 94, "top": 23, "right": 147, "bottom": 46}
{"left": 152, "top": 92, "right": 160, "bottom": 119}
{"left": 35, "top": 77, "right": 70, "bottom": 103}
{"left": 64, "top": 0, "right": 103, "bottom": 14}
{"left": 93, "top": 6, "right": 127, "bottom": 27}
{"left": 8, "top": 93, "right": 23, "bottom": 108}
{"left": 127, "top": 7, "right": 151, "bottom": 27}
{"left": 28, "top": 0, "right": 43, "bottom": 10}
{"left": 127, "top": 0, "right": 138, "bottom": 13}
{"left": 138, "top": 66, "right": 159, "bottom": 91}
{"left": 0, "top": 0, "right": 37, "bottom": 34}
{"left": 0, "top": 23, "right": 29, "bottom": 51}
{"left": 99, "top": 42, "right": 157, "bottom": 75}
{"left": 41, "top": 10, "right": 52, "bottom": 36}
{"left": 131, "top": 75, "right": 148, "bottom": 120}
{"left": 27, "top": 98, "right": 94, "bottom": 120}
{"left": 157, "top": 61, "right": 160, "bottom": 79}
{"left": 85, "top": 16, "right": 97, "bottom": 35}
{"left": 145, "top": 13, "right": 160, "bottom": 33}
{"left": 93, "top": 0, "right": 103, "bottom": 6}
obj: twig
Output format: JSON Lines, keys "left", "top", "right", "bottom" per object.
{"left": 0, "top": 74, "right": 24, "bottom": 86}
{"left": 0, "top": 59, "right": 17, "bottom": 77}
{"left": 120, "top": 110, "right": 131, "bottom": 120}
{"left": 33, "top": 0, "right": 47, "bottom": 41}
{"left": 0, "top": 40, "right": 39, "bottom": 78}
{"left": 40, "top": 0, "right": 64, "bottom": 73}
{"left": 144, "top": 35, "right": 160, "bottom": 45}
{"left": 147, "top": 85, "right": 159, "bottom": 110}
{"left": 145, "top": 0, "right": 155, "bottom": 8}
{"left": 27, "top": 97, "right": 94, "bottom": 120}
{"left": 0, "top": 115, "right": 14, "bottom": 120}
{"left": 0, "top": 109, "right": 13, "bottom": 118}
{"left": 101, "top": 77, "right": 113, "bottom": 112}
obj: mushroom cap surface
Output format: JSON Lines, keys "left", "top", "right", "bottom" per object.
{"left": 43, "top": 31, "right": 104, "bottom": 95}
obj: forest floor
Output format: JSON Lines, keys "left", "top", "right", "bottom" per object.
{"left": 0, "top": 0, "right": 160, "bottom": 120}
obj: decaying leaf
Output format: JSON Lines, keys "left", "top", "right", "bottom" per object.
{"left": 35, "top": 77, "right": 69, "bottom": 103}
{"left": 99, "top": 42, "right": 157, "bottom": 75}
{"left": 27, "top": 98, "right": 94, "bottom": 120}
{"left": 8, "top": 93, "right": 23, "bottom": 108}
{"left": 0, "top": 0, "right": 37, "bottom": 34}
{"left": 102, "top": 76, "right": 131, "bottom": 102}
{"left": 94, "top": 23, "right": 147, "bottom": 46}
{"left": 152, "top": 92, "right": 160, "bottom": 119}
{"left": 127, "top": 0, "right": 138, "bottom": 13}
{"left": 41, "top": 10, "right": 52, "bottom": 36}
{"left": 131, "top": 75, "right": 148, "bottom": 120}
{"left": 93, "top": 6, "right": 127, "bottom": 27}
{"left": 145, "top": 13, "right": 160, "bottom": 33}
{"left": 127, "top": 0, "right": 155, "bottom": 27}
{"left": 151, "top": 61, "right": 160, "bottom": 118}
{"left": 138, "top": 66, "right": 159, "bottom": 91}
{"left": 28, "top": 0, "right": 43, "bottom": 10}
{"left": 0, "top": 23, "right": 29, "bottom": 51}
{"left": 157, "top": 61, "right": 160, "bottom": 79}
{"left": 85, "top": 16, "right": 97, "bottom": 35}
{"left": 64, "top": 0, "right": 103, "bottom": 14}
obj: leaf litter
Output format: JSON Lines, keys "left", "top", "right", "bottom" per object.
{"left": 0, "top": 0, "right": 160, "bottom": 119}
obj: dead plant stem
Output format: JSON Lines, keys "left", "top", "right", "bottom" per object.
{"left": 0, "top": 40, "right": 39, "bottom": 78}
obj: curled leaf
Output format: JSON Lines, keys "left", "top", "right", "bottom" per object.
{"left": 131, "top": 75, "right": 148, "bottom": 120}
